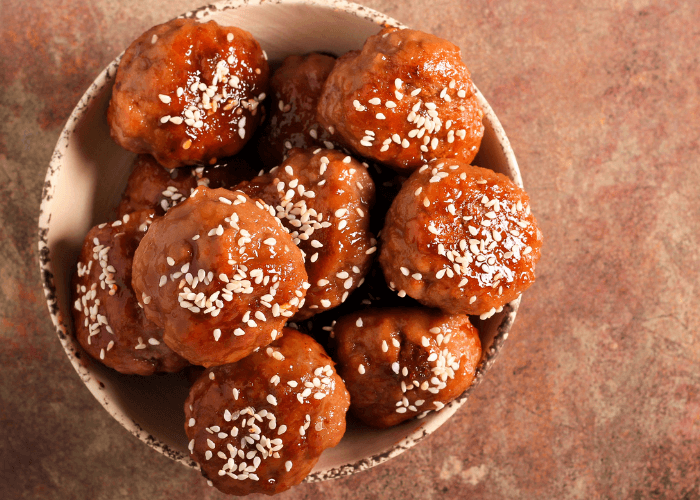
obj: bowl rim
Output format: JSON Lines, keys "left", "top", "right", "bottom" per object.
{"left": 37, "top": 0, "right": 522, "bottom": 484}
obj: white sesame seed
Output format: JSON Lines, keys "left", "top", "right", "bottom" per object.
{"left": 158, "top": 94, "right": 171, "bottom": 104}
{"left": 369, "top": 97, "right": 381, "bottom": 105}
{"left": 267, "top": 395, "right": 277, "bottom": 406}
{"left": 376, "top": 113, "right": 386, "bottom": 120}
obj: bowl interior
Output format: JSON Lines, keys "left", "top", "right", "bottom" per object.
{"left": 39, "top": 0, "right": 520, "bottom": 481}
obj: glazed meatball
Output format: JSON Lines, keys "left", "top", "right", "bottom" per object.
{"left": 333, "top": 308, "right": 481, "bottom": 428}
{"left": 108, "top": 19, "right": 269, "bottom": 169}
{"left": 131, "top": 186, "right": 308, "bottom": 367}
{"left": 72, "top": 210, "right": 188, "bottom": 375}
{"left": 117, "top": 155, "right": 199, "bottom": 217}
{"left": 317, "top": 27, "right": 484, "bottom": 174}
{"left": 239, "top": 148, "right": 376, "bottom": 320}
{"left": 380, "top": 160, "right": 543, "bottom": 318}
{"left": 117, "top": 155, "right": 258, "bottom": 218}
{"left": 257, "top": 53, "right": 337, "bottom": 168}
{"left": 185, "top": 328, "right": 349, "bottom": 495}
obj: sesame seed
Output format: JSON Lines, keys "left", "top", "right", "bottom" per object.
{"left": 227, "top": 33, "right": 234, "bottom": 42}
{"left": 356, "top": 318, "right": 363, "bottom": 327}
{"left": 285, "top": 461, "right": 293, "bottom": 471}
{"left": 369, "top": 97, "right": 381, "bottom": 105}
{"left": 358, "top": 364, "right": 366, "bottom": 374}
{"left": 267, "top": 395, "right": 277, "bottom": 406}
{"left": 376, "top": 113, "right": 386, "bottom": 120}
{"left": 158, "top": 94, "right": 171, "bottom": 104}
{"left": 213, "top": 329, "right": 221, "bottom": 341}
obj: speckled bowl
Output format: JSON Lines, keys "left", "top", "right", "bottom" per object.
{"left": 38, "top": 0, "right": 522, "bottom": 483}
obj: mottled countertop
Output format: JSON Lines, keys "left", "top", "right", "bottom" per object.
{"left": 1, "top": 0, "right": 699, "bottom": 498}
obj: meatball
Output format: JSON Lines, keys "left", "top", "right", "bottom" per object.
{"left": 379, "top": 160, "right": 543, "bottom": 318}
{"left": 257, "top": 53, "right": 337, "bottom": 168}
{"left": 333, "top": 308, "right": 481, "bottom": 428}
{"left": 117, "top": 155, "right": 258, "bottom": 218}
{"left": 71, "top": 210, "right": 188, "bottom": 375}
{"left": 108, "top": 19, "right": 269, "bottom": 169}
{"left": 131, "top": 186, "right": 308, "bottom": 367}
{"left": 117, "top": 155, "right": 199, "bottom": 217}
{"left": 185, "top": 328, "right": 350, "bottom": 496}
{"left": 317, "top": 27, "right": 484, "bottom": 174}
{"left": 239, "top": 148, "right": 376, "bottom": 320}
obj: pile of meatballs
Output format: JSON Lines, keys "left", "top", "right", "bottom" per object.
{"left": 72, "top": 18, "right": 542, "bottom": 496}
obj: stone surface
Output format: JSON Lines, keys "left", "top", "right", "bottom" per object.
{"left": 2, "top": 0, "right": 699, "bottom": 499}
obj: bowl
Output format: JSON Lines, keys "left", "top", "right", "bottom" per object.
{"left": 38, "top": 0, "right": 522, "bottom": 483}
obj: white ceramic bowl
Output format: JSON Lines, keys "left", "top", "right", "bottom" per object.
{"left": 38, "top": 0, "right": 522, "bottom": 483}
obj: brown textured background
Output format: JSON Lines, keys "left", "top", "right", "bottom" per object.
{"left": 1, "top": 0, "right": 699, "bottom": 498}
